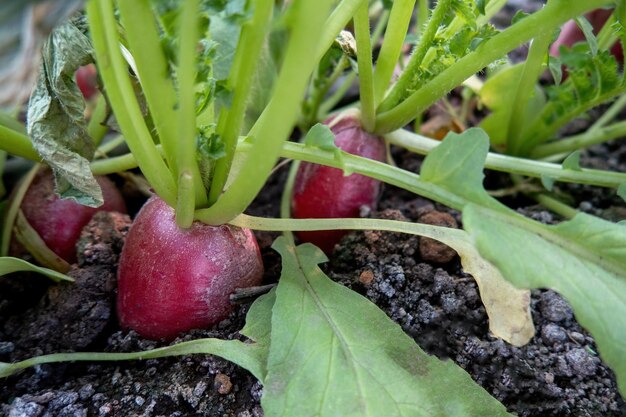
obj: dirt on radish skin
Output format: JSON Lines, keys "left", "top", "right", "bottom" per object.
{"left": 292, "top": 115, "right": 387, "bottom": 254}
{"left": 117, "top": 196, "right": 264, "bottom": 340}
{"left": 19, "top": 167, "right": 127, "bottom": 263}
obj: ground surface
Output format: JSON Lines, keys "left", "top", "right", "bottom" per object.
{"left": 2, "top": 1, "right": 626, "bottom": 415}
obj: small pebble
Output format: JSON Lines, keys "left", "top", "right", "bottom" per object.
{"left": 358, "top": 270, "right": 375, "bottom": 286}
{"left": 541, "top": 323, "right": 568, "bottom": 345}
{"left": 417, "top": 211, "right": 458, "bottom": 263}
{"left": 214, "top": 373, "right": 233, "bottom": 395}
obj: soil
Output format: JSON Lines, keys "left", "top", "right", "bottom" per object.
{"left": 2, "top": 1, "right": 626, "bottom": 416}
{"left": 2, "top": 133, "right": 625, "bottom": 416}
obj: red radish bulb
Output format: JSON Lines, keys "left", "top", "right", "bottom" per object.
{"left": 117, "top": 196, "right": 264, "bottom": 340}
{"left": 20, "top": 168, "right": 127, "bottom": 263}
{"left": 75, "top": 64, "right": 99, "bottom": 100}
{"left": 291, "top": 115, "right": 387, "bottom": 254}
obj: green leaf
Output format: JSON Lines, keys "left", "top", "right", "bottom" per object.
{"left": 303, "top": 123, "right": 337, "bottom": 151}
{"left": 464, "top": 207, "right": 626, "bottom": 395}
{"left": 420, "top": 128, "right": 499, "bottom": 209}
{"left": 262, "top": 237, "right": 512, "bottom": 417}
{"left": 540, "top": 174, "right": 555, "bottom": 191}
{"left": 478, "top": 64, "right": 545, "bottom": 146}
{"left": 421, "top": 129, "right": 626, "bottom": 394}
{"left": 548, "top": 55, "right": 563, "bottom": 85}
{"left": 617, "top": 183, "right": 626, "bottom": 203}
{"left": 575, "top": 16, "right": 598, "bottom": 56}
{"left": 562, "top": 151, "right": 582, "bottom": 171}
{"left": 0, "top": 256, "right": 72, "bottom": 282}
{"left": 26, "top": 20, "right": 102, "bottom": 207}
{"left": 303, "top": 122, "right": 346, "bottom": 169}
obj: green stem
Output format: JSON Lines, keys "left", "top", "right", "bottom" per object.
{"left": 117, "top": 0, "right": 179, "bottom": 181}
{"left": 532, "top": 193, "right": 578, "bottom": 219}
{"left": 176, "top": 171, "right": 195, "bottom": 228}
{"left": 263, "top": 141, "right": 468, "bottom": 210}
{"left": 596, "top": 12, "right": 617, "bottom": 51}
{"left": 87, "top": 95, "right": 109, "bottom": 147}
{"left": 87, "top": 0, "right": 176, "bottom": 206}
{"left": 378, "top": 0, "right": 452, "bottom": 113}
{"left": 314, "top": 7, "right": 389, "bottom": 121}
{"left": 507, "top": 32, "right": 552, "bottom": 154}
{"left": 208, "top": 0, "right": 274, "bottom": 205}
{"left": 0, "top": 112, "right": 26, "bottom": 135}
{"left": 91, "top": 146, "right": 164, "bottom": 175}
{"left": 0, "top": 338, "right": 265, "bottom": 382}
{"left": 306, "top": 56, "right": 348, "bottom": 124}
{"left": 417, "top": 0, "right": 429, "bottom": 37}
{"left": 280, "top": 160, "right": 299, "bottom": 246}
{"left": 230, "top": 214, "right": 468, "bottom": 245}
{"left": 176, "top": 0, "right": 208, "bottom": 212}
{"left": 385, "top": 129, "right": 626, "bottom": 189}
{"left": 195, "top": 0, "right": 335, "bottom": 225}
{"left": 0, "top": 125, "right": 40, "bottom": 161}
{"left": 0, "top": 165, "right": 39, "bottom": 256}
{"left": 353, "top": 3, "right": 375, "bottom": 131}
{"left": 520, "top": 86, "right": 626, "bottom": 155}
{"left": 93, "top": 129, "right": 626, "bottom": 200}
{"left": 372, "top": 0, "right": 416, "bottom": 106}
{"left": 374, "top": 0, "right": 612, "bottom": 134}
{"left": 531, "top": 120, "right": 626, "bottom": 158}
{"left": 315, "top": 0, "right": 368, "bottom": 63}
{"left": 590, "top": 94, "right": 626, "bottom": 130}
{"left": 95, "top": 134, "right": 125, "bottom": 156}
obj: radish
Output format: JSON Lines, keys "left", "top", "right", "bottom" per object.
{"left": 116, "top": 196, "right": 264, "bottom": 340}
{"left": 75, "top": 64, "right": 99, "bottom": 100}
{"left": 20, "top": 167, "right": 127, "bottom": 263}
{"left": 291, "top": 116, "right": 387, "bottom": 254}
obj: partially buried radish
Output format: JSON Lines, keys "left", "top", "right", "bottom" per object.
{"left": 292, "top": 115, "right": 387, "bottom": 254}
{"left": 75, "top": 64, "right": 99, "bottom": 100}
{"left": 117, "top": 196, "right": 264, "bottom": 340}
{"left": 20, "top": 167, "right": 127, "bottom": 263}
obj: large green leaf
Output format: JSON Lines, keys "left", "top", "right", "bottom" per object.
{"left": 464, "top": 207, "right": 626, "bottom": 394}
{"left": 0, "top": 256, "right": 72, "bottom": 282}
{"left": 479, "top": 63, "right": 545, "bottom": 146}
{"left": 263, "top": 237, "right": 512, "bottom": 417}
{"left": 423, "top": 128, "right": 626, "bottom": 394}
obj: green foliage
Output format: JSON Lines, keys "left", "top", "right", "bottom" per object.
{"left": 0, "top": 256, "right": 72, "bottom": 283}
{"left": 262, "top": 237, "right": 512, "bottom": 417}
{"left": 422, "top": 129, "right": 626, "bottom": 394}
{"left": 27, "top": 19, "right": 103, "bottom": 207}
{"left": 407, "top": 15, "right": 498, "bottom": 97}
{"left": 479, "top": 63, "right": 546, "bottom": 147}
{"left": 518, "top": 43, "right": 625, "bottom": 154}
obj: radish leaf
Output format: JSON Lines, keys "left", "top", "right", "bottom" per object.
{"left": 0, "top": 256, "right": 72, "bottom": 282}
{"left": 424, "top": 128, "right": 626, "bottom": 394}
{"left": 27, "top": 19, "right": 102, "bottom": 207}
{"left": 263, "top": 237, "right": 512, "bottom": 417}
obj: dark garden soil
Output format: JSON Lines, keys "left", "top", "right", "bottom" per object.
{"left": 2, "top": 2, "right": 626, "bottom": 415}
{"left": 2, "top": 134, "right": 626, "bottom": 416}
